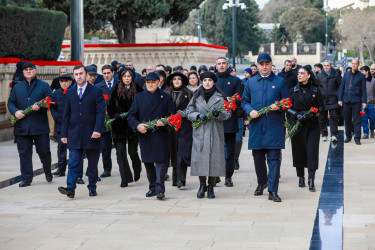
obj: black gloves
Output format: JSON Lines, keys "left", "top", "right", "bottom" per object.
{"left": 197, "top": 114, "right": 208, "bottom": 120}
{"left": 296, "top": 113, "right": 304, "bottom": 121}
{"left": 212, "top": 110, "right": 220, "bottom": 117}
{"left": 114, "top": 113, "right": 122, "bottom": 120}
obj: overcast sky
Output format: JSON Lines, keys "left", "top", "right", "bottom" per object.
{"left": 255, "top": 0, "right": 355, "bottom": 9}
{"left": 255, "top": 0, "right": 269, "bottom": 9}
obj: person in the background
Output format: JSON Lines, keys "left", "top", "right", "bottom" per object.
{"left": 198, "top": 65, "right": 208, "bottom": 75}
{"left": 8, "top": 62, "right": 53, "bottom": 187}
{"left": 165, "top": 66, "right": 172, "bottom": 76}
{"left": 50, "top": 67, "right": 68, "bottom": 91}
{"left": 190, "top": 66, "right": 197, "bottom": 72}
{"left": 187, "top": 72, "right": 201, "bottom": 93}
{"left": 90, "top": 64, "right": 104, "bottom": 85}
{"left": 125, "top": 61, "right": 142, "bottom": 82}
{"left": 278, "top": 60, "right": 298, "bottom": 91}
{"left": 250, "top": 64, "right": 258, "bottom": 77}
{"left": 272, "top": 65, "right": 277, "bottom": 74}
{"left": 182, "top": 69, "right": 189, "bottom": 77}
{"left": 314, "top": 63, "right": 323, "bottom": 75}
{"left": 10, "top": 61, "right": 25, "bottom": 92}
{"left": 155, "top": 70, "right": 168, "bottom": 91}
{"left": 242, "top": 68, "right": 252, "bottom": 85}
{"left": 360, "top": 66, "right": 375, "bottom": 139}
{"left": 370, "top": 64, "right": 375, "bottom": 78}
{"left": 209, "top": 66, "right": 215, "bottom": 73}
{"left": 242, "top": 53, "right": 289, "bottom": 202}
{"left": 290, "top": 57, "right": 302, "bottom": 73}
{"left": 86, "top": 66, "right": 97, "bottom": 85}
{"left": 142, "top": 68, "right": 147, "bottom": 77}
{"left": 339, "top": 59, "right": 367, "bottom": 145}
{"left": 230, "top": 67, "right": 237, "bottom": 76}
{"left": 51, "top": 74, "right": 73, "bottom": 177}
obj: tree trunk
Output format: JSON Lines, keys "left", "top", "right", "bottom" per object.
{"left": 365, "top": 43, "right": 374, "bottom": 63}
{"left": 359, "top": 43, "right": 365, "bottom": 65}
{"left": 113, "top": 15, "right": 136, "bottom": 44}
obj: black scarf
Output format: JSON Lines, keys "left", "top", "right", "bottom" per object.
{"left": 203, "top": 85, "right": 217, "bottom": 103}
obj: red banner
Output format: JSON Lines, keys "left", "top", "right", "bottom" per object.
{"left": 61, "top": 43, "right": 228, "bottom": 50}
{"left": 0, "top": 57, "right": 82, "bottom": 66}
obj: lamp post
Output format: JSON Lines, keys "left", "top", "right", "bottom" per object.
{"left": 323, "top": 2, "right": 331, "bottom": 59}
{"left": 338, "top": 14, "right": 344, "bottom": 62}
{"left": 222, "top": 0, "right": 246, "bottom": 68}
{"left": 70, "top": 0, "right": 84, "bottom": 62}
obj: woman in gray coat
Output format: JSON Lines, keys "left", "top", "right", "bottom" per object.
{"left": 186, "top": 72, "right": 231, "bottom": 199}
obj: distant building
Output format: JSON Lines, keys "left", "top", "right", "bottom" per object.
{"left": 257, "top": 23, "right": 280, "bottom": 39}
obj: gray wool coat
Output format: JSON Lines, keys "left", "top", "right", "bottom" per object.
{"left": 186, "top": 91, "right": 231, "bottom": 177}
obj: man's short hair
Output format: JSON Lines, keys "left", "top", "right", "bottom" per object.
{"left": 102, "top": 64, "right": 114, "bottom": 72}
{"left": 59, "top": 66, "right": 67, "bottom": 72}
{"left": 284, "top": 60, "right": 292, "bottom": 64}
{"left": 323, "top": 60, "right": 331, "bottom": 65}
{"left": 165, "top": 65, "right": 172, "bottom": 74}
{"left": 156, "top": 64, "right": 166, "bottom": 70}
{"left": 314, "top": 63, "right": 323, "bottom": 70}
{"left": 209, "top": 66, "right": 215, "bottom": 71}
{"left": 217, "top": 57, "right": 227, "bottom": 62}
{"left": 190, "top": 65, "right": 197, "bottom": 71}
{"left": 360, "top": 66, "right": 370, "bottom": 72}
{"left": 142, "top": 68, "right": 147, "bottom": 75}
{"left": 250, "top": 64, "right": 257, "bottom": 68}
{"left": 73, "top": 65, "right": 87, "bottom": 73}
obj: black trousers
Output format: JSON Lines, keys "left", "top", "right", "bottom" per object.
{"left": 344, "top": 102, "right": 362, "bottom": 140}
{"left": 16, "top": 133, "right": 51, "bottom": 182}
{"left": 296, "top": 167, "right": 316, "bottom": 180}
{"left": 252, "top": 149, "right": 281, "bottom": 192}
{"left": 319, "top": 108, "right": 340, "bottom": 137}
{"left": 224, "top": 133, "right": 236, "bottom": 178}
{"left": 144, "top": 162, "right": 168, "bottom": 193}
{"left": 176, "top": 156, "right": 188, "bottom": 183}
{"left": 56, "top": 133, "right": 67, "bottom": 172}
{"left": 113, "top": 138, "right": 142, "bottom": 184}
{"left": 100, "top": 132, "right": 112, "bottom": 172}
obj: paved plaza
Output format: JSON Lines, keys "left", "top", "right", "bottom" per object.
{"left": 0, "top": 127, "right": 373, "bottom": 249}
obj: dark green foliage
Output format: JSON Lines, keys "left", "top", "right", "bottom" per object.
{"left": 0, "top": 6, "right": 67, "bottom": 60}
{"left": 201, "top": 0, "right": 261, "bottom": 57}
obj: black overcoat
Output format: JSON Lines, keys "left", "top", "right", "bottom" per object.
{"left": 168, "top": 87, "right": 194, "bottom": 166}
{"left": 61, "top": 83, "right": 106, "bottom": 150}
{"left": 8, "top": 78, "right": 52, "bottom": 136}
{"left": 107, "top": 84, "right": 137, "bottom": 139}
{"left": 288, "top": 83, "right": 325, "bottom": 170}
{"left": 127, "top": 88, "right": 175, "bottom": 163}
{"left": 51, "top": 87, "right": 70, "bottom": 133}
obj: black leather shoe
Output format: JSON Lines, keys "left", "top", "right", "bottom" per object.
{"left": 234, "top": 160, "right": 240, "bottom": 170}
{"left": 76, "top": 177, "right": 85, "bottom": 184}
{"left": 254, "top": 184, "right": 267, "bottom": 196}
{"left": 268, "top": 192, "right": 281, "bottom": 202}
{"left": 344, "top": 138, "right": 352, "bottom": 143}
{"left": 89, "top": 190, "right": 97, "bottom": 196}
{"left": 146, "top": 190, "right": 156, "bottom": 197}
{"left": 58, "top": 186, "right": 75, "bottom": 198}
{"left": 19, "top": 181, "right": 31, "bottom": 187}
{"left": 100, "top": 170, "right": 111, "bottom": 178}
{"left": 298, "top": 177, "right": 305, "bottom": 187}
{"left": 156, "top": 192, "right": 165, "bottom": 200}
{"left": 308, "top": 179, "right": 316, "bottom": 192}
{"left": 120, "top": 182, "right": 128, "bottom": 188}
{"left": 45, "top": 174, "right": 53, "bottom": 183}
{"left": 225, "top": 178, "right": 233, "bottom": 187}
{"left": 177, "top": 180, "right": 184, "bottom": 189}
{"left": 52, "top": 168, "right": 65, "bottom": 176}
{"left": 354, "top": 139, "right": 361, "bottom": 145}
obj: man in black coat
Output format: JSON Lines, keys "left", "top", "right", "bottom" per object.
{"left": 94, "top": 65, "right": 119, "bottom": 178}
{"left": 127, "top": 72, "right": 175, "bottom": 200}
{"left": 278, "top": 60, "right": 298, "bottom": 91}
{"left": 51, "top": 74, "right": 73, "bottom": 177}
{"left": 290, "top": 57, "right": 302, "bottom": 73}
{"left": 50, "top": 67, "right": 68, "bottom": 91}
{"left": 58, "top": 65, "right": 106, "bottom": 198}
{"left": 339, "top": 58, "right": 367, "bottom": 145}
{"left": 8, "top": 62, "right": 53, "bottom": 187}
{"left": 215, "top": 57, "right": 242, "bottom": 187}
{"left": 316, "top": 61, "right": 342, "bottom": 142}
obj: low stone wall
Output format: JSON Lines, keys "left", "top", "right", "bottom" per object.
{"left": 61, "top": 43, "right": 228, "bottom": 72}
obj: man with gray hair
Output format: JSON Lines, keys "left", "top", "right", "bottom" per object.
{"left": 316, "top": 60, "right": 342, "bottom": 142}
{"left": 339, "top": 58, "right": 367, "bottom": 145}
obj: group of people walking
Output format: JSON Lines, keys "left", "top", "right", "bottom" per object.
{"left": 8, "top": 53, "right": 374, "bottom": 202}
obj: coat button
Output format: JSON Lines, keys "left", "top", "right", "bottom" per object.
{"left": 79, "top": 102, "right": 81, "bottom": 104}
{"left": 80, "top": 113, "right": 82, "bottom": 115}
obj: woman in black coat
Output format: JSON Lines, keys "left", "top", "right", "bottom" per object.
{"left": 165, "top": 72, "right": 194, "bottom": 188}
{"left": 107, "top": 68, "right": 142, "bottom": 187}
{"left": 286, "top": 66, "right": 324, "bottom": 192}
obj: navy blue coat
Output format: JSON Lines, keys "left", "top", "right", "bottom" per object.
{"left": 95, "top": 79, "right": 119, "bottom": 106}
{"left": 94, "top": 74, "right": 104, "bottom": 85}
{"left": 278, "top": 69, "right": 298, "bottom": 91}
{"left": 61, "top": 83, "right": 106, "bottom": 150}
{"left": 215, "top": 68, "right": 243, "bottom": 133}
{"left": 51, "top": 87, "right": 70, "bottom": 133}
{"left": 127, "top": 88, "right": 175, "bottom": 163}
{"left": 8, "top": 78, "right": 52, "bottom": 136}
{"left": 339, "top": 70, "right": 367, "bottom": 103}
{"left": 242, "top": 73, "right": 289, "bottom": 149}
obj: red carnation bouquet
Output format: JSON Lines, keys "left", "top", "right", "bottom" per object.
{"left": 248, "top": 98, "right": 293, "bottom": 121}
{"left": 11, "top": 96, "right": 56, "bottom": 124}
{"left": 285, "top": 106, "right": 319, "bottom": 139}
{"left": 192, "top": 93, "right": 242, "bottom": 129}
{"left": 144, "top": 113, "right": 182, "bottom": 132}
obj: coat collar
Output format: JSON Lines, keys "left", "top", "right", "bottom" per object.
{"left": 196, "top": 91, "right": 223, "bottom": 112}
{"left": 256, "top": 72, "right": 275, "bottom": 82}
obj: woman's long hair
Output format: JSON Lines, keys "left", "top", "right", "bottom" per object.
{"left": 117, "top": 69, "right": 137, "bottom": 100}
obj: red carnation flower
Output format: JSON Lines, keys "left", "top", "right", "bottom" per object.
{"left": 63, "top": 89, "right": 67, "bottom": 94}
{"left": 103, "top": 94, "right": 109, "bottom": 100}
{"left": 360, "top": 110, "right": 365, "bottom": 115}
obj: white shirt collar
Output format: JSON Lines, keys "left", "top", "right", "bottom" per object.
{"left": 77, "top": 82, "right": 88, "bottom": 95}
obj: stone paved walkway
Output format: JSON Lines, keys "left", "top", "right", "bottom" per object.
{"left": 0, "top": 127, "right": 372, "bottom": 249}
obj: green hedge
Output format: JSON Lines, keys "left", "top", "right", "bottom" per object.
{"left": 0, "top": 6, "right": 67, "bottom": 60}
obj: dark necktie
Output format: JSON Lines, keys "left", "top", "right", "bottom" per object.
{"left": 108, "top": 82, "right": 112, "bottom": 91}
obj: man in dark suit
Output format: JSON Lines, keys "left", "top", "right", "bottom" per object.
{"left": 215, "top": 57, "right": 243, "bottom": 187}
{"left": 58, "top": 65, "right": 106, "bottom": 198}
{"left": 339, "top": 58, "right": 367, "bottom": 145}
{"left": 51, "top": 74, "right": 73, "bottom": 177}
{"left": 8, "top": 62, "right": 53, "bottom": 187}
{"left": 94, "top": 65, "right": 118, "bottom": 178}
{"left": 278, "top": 60, "right": 298, "bottom": 91}
{"left": 127, "top": 72, "right": 175, "bottom": 200}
